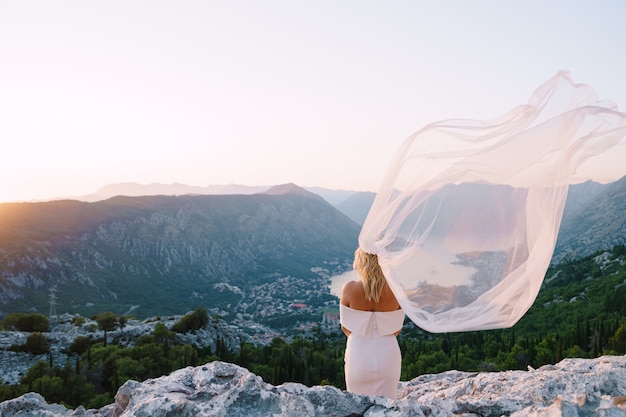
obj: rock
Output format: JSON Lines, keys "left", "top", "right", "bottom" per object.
{"left": 96, "top": 361, "right": 371, "bottom": 417}
{"left": 0, "top": 392, "right": 91, "bottom": 417}
{"left": 0, "top": 313, "right": 247, "bottom": 386}
{"left": 1, "top": 356, "right": 626, "bottom": 416}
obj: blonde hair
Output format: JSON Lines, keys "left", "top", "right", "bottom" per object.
{"left": 353, "top": 247, "right": 386, "bottom": 303}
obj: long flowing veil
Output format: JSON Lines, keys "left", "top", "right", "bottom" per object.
{"left": 359, "top": 71, "right": 626, "bottom": 333}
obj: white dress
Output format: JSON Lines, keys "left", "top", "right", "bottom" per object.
{"left": 340, "top": 304, "right": 405, "bottom": 399}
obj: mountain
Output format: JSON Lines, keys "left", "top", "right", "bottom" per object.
{"left": 304, "top": 186, "right": 360, "bottom": 206}
{"left": 263, "top": 182, "right": 321, "bottom": 199}
{"left": 326, "top": 178, "right": 626, "bottom": 262}
{"left": 560, "top": 179, "right": 607, "bottom": 218}
{"left": 553, "top": 175, "right": 626, "bottom": 262}
{"left": 336, "top": 191, "right": 376, "bottom": 225}
{"left": 66, "top": 182, "right": 362, "bottom": 206}
{"left": 2, "top": 176, "right": 625, "bottom": 319}
{"left": 3, "top": 356, "right": 625, "bottom": 416}
{"left": 0, "top": 184, "right": 360, "bottom": 318}
{"left": 72, "top": 182, "right": 270, "bottom": 202}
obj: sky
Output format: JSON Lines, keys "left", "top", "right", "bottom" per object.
{"left": 1, "top": 1, "right": 626, "bottom": 202}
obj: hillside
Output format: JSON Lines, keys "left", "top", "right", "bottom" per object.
{"left": 0, "top": 185, "right": 360, "bottom": 318}
{"left": 331, "top": 176, "right": 626, "bottom": 263}
{"left": 64, "top": 177, "right": 626, "bottom": 262}
{"left": 0, "top": 244, "right": 624, "bottom": 410}
{"left": 554, "top": 175, "right": 626, "bottom": 262}
{"left": 2, "top": 176, "right": 625, "bottom": 321}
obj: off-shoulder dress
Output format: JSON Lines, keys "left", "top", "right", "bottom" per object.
{"left": 340, "top": 304, "right": 405, "bottom": 399}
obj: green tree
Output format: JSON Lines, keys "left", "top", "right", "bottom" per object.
{"left": 0, "top": 384, "right": 26, "bottom": 403}
{"left": 152, "top": 322, "right": 174, "bottom": 343}
{"left": 172, "top": 308, "right": 208, "bottom": 333}
{"left": 611, "top": 325, "right": 626, "bottom": 354}
{"left": 94, "top": 312, "right": 118, "bottom": 347}
{"left": 37, "top": 375, "right": 65, "bottom": 404}
{"left": 534, "top": 335, "right": 557, "bottom": 366}
{"left": 2, "top": 313, "right": 49, "bottom": 332}
{"left": 118, "top": 315, "right": 129, "bottom": 329}
{"left": 68, "top": 336, "right": 92, "bottom": 356}
{"left": 564, "top": 344, "right": 587, "bottom": 358}
{"left": 115, "top": 356, "right": 145, "bottom": 386}
{"left": 21, "top": 360, "right": 49, "bottom": 390}
{"left": 87, "top": 393, "right": 113, "bottom": 409}
{"left": 23, "top": 332, "right": 49, "bottom": 355}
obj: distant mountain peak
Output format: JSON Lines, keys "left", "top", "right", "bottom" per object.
{"left": 262, "top": 183, "right": 320, "bottom": 198}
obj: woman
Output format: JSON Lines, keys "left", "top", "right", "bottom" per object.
{"left": 340, "top": 247, "right": 405, "bottom": 400}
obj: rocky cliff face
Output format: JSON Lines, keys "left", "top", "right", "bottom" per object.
{"left": 554, "top": 175, "right": 626, "bottom": 262}
{"left": 1, "top": 355, "right": 625, "bottom": 417}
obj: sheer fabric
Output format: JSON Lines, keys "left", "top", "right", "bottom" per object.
{"left": 359, "top": 71, "right": 626, "bottom": 333}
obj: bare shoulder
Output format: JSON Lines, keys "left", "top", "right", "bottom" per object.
{"left": 340, "top": 280, "right": 361, "bottom": 305}
{"left": 343, "top": 280, "right": 361, "bottom": 290}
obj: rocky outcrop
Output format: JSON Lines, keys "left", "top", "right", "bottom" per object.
{"left": 2, "top": 355, "right": 625, "bottom": 417}
{"left": 0, "top": 313, "right": 247, "bottom": 386}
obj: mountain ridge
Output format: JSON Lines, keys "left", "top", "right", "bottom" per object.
{"left": 2, "top": 177, "right": 625, "bottom": 319}
{"left": 40, "top": 181, "right": 363, "bottom": 206}
{"left": 553, "top": 174, "right": 626, "bottom": 262}
{"left": 0, "top": 187, "right": 360, "bottom": 318}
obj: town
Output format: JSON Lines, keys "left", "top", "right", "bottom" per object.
{"left": 206, "top": 265, "right": 346, "bottom": 344}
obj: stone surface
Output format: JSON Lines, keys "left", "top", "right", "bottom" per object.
{"left": 1, "top": 355, "right": 626, "bottom": 416}
{"left": 0, "top": 313, "right": 246, "bottom": 386}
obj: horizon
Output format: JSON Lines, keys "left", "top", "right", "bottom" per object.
{"left": 2, "top": 1, "right": 626, "bottom": 203}
{"left": 3, "top": 174, "right": 625, "bottom": 206}
{"left": 0, "top": 180, "right": 366, "bottom": 204}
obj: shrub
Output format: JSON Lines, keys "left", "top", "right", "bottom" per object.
{"left": 68, "top": 336, "right": 92, "bottom": 355}
{"left": 2, "top": 313, "right": 50, "bottom": 332}
{"left": 172, "top": 308, "right": 208, "bottom": 333}
{"left": 23, "top": 332, "right": 49, "bottom": 355}
{"left": 72, "top": 316, "right": 86, "bottom": 327}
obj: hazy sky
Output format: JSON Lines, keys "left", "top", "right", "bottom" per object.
{"left": 1, "top": 1, "right": 625, "bottom": 202}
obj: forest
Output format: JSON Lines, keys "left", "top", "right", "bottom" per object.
{"left": 1, "top": 245, "right": 625, "bottom": 409}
